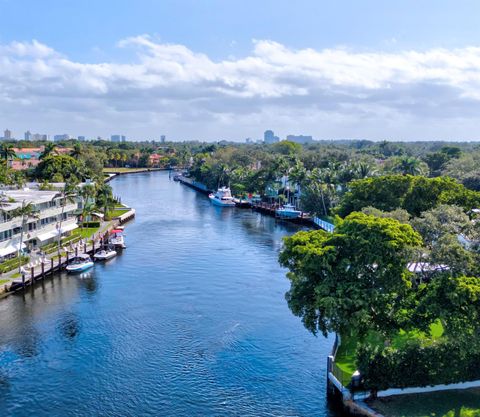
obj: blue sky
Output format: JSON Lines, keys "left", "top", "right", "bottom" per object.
{"left": 1, "top": 0, "right": 480, "bottom": 141}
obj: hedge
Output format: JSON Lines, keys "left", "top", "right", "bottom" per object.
{"left": 357, "top": 339, "right": 480, "bottom": 392}
{"left": 80, "top": 221, "right": 101, "bottom": 228}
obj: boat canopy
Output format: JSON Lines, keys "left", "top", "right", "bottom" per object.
{"left": 110, "top": 229, "right": 123, "bottom": 234}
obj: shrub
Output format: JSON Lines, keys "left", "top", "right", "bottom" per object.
{"left": 357, "top": 339, "right": 480, "bottom": 391}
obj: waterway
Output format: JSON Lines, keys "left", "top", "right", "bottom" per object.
{"left": 0, "top": 171, "right": 337, "bottom": 416}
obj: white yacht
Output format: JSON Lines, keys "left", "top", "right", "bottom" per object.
{"left": 208, "top": 187, "right": 236, "bottom": 207}
{"left": 109, "top": 229, "right": 126, "bottom": 249}
{"left": 66, "top": 254, "right": 94, "bottom": 273}
{"left": 94, "top": 248, "right": 117, "bottom": 261}
{"left": 275, "top": 203, "right": 302, "bottom": 219}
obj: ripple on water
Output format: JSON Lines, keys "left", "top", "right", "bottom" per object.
{"left": 0, "top": 172, "right": 336, "bottom": 417}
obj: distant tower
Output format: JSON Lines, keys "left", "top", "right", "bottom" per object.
{"left": 264, "top": 130, "right": 279, "bottom": 144}
{"left": 161, "top": 135, "right": 166, "bottom": 143}
{"left": 24, "top": 130, "right": 32, "bottom": 140}
{"left": 4, "top": 129, "right": 11, "bottom": 140}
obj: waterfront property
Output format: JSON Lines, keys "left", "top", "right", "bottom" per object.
{"left": 0, "top": 188, "right": 78, "bottom": 259}
{"left": 0, "top": 171, "right": 334, "bottom": 417}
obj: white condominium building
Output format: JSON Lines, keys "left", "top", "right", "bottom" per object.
{"left": 0, "top": 188, "right": 79, "bottom": 259}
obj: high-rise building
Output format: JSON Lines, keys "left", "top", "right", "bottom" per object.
{"left": 264, "top": 130, "right": 279, "bottom": 144}
{"left": 4, "top": 129, "right": 12, "bottom": 140}
{"left": 161, "top": 135, "right": 166, "bottom": 143}
{"left": 24, "top": 130, "right": 32, "bottom": 140}
{"left": 78, "top": 136, "right": 86, "bottom": 141}
{"left": 111, "top": 135, "right": 126, "bottom": 143}
{"left": 53, "top": 134, "right": 70, "bottom": 142}
{"left": 32, "top": 133, "right": 48, "bottom": 141}
{"left": 286, "top": 134, "right": 314, "bottom": 144}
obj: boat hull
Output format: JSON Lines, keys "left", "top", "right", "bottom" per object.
{"left": 94, "top": 251, "right": 117, "bottom": 261}
{"left": 66, "top": 262, "right": 94, "bottom": 273}
{"left": 275, "top": 210, "right": 301, "bottom": 219}
{"left": 209, "top": 195, "right": 235, "bottom": 207}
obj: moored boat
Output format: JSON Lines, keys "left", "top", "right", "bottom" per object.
{"left": 233, "top": 197, "right": 252, "bottom": 208}
{"left": 94, "top": 248, "right": 117, "bottom": 261}
{"left": 275, "top": 203, "right": 302, "bottom": 219}
{"left": 208, "top": 187, "right": 236, "bottom": 207}
{"left": 109, "top": 229, "right": 126, "bottom": 249}
{"left": 66, "top": 254, "right": 94, "bottom": 273}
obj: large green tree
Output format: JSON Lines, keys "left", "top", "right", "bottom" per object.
{"left": 279, "top": 212, "right": 422, "bottom": 338}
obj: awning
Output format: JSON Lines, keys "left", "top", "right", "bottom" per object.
{"left": 37, "top": 223, "right": 79, "bottom": 242}
{"left": 37, "top": 229, "right": 58, "bottom": 242}
{"left": 0, "top": 243, "right": 26, "bottom": 257}
{"left": 61, "top": 223, "right": 78, "bottom": 233}
{"left": 91, "top": 212, "right": 104, "bottom": 219}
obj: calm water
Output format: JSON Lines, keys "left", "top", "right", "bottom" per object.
{"left": 0, "top": 172, "right": 337, "bottom": 417}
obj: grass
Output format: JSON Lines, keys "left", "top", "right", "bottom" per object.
{"left": 106, "top": 206, "right": 130, "bottom": 220}
{"left": 369, "top": 388, "right": 480, "bottom": 417}
{"left": 72, "top": 227, "right": 99, "bottom": 239}
{"left": 0, "top": 278, "right": 9, "bottom": 285}
{"left": 335, "top": 321, "right": 444, "bottom": 378}
{"left": 0, "top": 256, "right": 29, "bottom": 274}
{"left": 103, "top": 167, "right": 153, "bottom": 173}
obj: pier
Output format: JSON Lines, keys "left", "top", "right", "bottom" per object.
{"left": 1, "top": 207, "right": 136, "bottom": 296}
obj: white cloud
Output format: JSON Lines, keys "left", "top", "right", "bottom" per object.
{"left": 2, "top": 36, "right": 480, "bottom": 140}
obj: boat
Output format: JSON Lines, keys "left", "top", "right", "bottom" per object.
{"left": 275, "top": 203, "right": 302, "bottom": 219}
{"left": 109, "top": 229, "right": 126, "bottom": 249}
{"left": 93, "top": 248, "right": 117, "bottom": 261}
{"left": 66, "top": 254, "right": 94, "bottom": 273}
{"left": 208, "top": 187, "right": 236, "bottom": 207}
{"left": 233, "top": 197, "right": 252, "bottom": 208}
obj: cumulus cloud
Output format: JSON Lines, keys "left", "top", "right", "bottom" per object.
{"left": 1, "top": 36, "right": 480, "bottom": 140}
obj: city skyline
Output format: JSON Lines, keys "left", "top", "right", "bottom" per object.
{"left": 2, "top": 1, "right": 480, "bottom": 141}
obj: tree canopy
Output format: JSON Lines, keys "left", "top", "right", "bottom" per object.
{"left": 279, "top": 212, "right": 422, "bottom": 337}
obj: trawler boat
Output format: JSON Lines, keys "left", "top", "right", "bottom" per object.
{"left": 208, "top": 187, "right": 236, "bottom": 207}
{"left": 94, "top": 248, "right": 117, "bottom": 261}
{"left": 275, "top": 203, "right": 302, "bottom": 219}
{"left": 66, "top": 254, "right": 94, "bottom": 273}
{"left": 109, "top": 229, "right": 126, "bottom": 249}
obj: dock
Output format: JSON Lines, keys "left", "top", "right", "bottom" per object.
{"left": 2, "top": 208, "right": 136, "bottom": 295}
{"left": 174, "top": 175, "right": 212, "bottom": 195}
{"left": 251, "top": 202, "right": 313, "bottom": 226}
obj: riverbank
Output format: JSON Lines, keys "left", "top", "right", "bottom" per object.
{"left": 0, "top": 170, "right": 335, "bottom": 416}
{"left": 0, "top": 205, "right": 135, "bottom": 298}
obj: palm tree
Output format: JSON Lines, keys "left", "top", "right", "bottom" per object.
{"left": 39, "top": 143, "right": 57, "bottom": 160}
{"left": 96, "top": 184, "right": 116, "bottom": 218}
{"left": 10, "top": 200, "right": 38, "bottom": 274}
{"left": 56, "top": 181, "right": 78, "bottom": 256}
{"left": 70, "top": 143, "right": 83, "bottom": 160}
{"left": 81, "top": 202, "right": 96, "bottom": 230}
{"left": 393, "top": 156, "right": 426, "bottom": 176}
{"left": 0, "top": 144, "right": 16, "bottom": 165}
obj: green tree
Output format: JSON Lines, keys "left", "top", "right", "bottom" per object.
{"left": 0, "top": 143, "right": 16, "bottom": 164}
{"left": 56, "top": 181, "right": 78, "bottom": 256}
{"left": 70, "top": 143, "right": 83, "bottom": 160}
{"left": 39, "top": 143, "right": 57, "bottom": 160}
{"left": 279, "top": 212, "right": 422, "bottom": 337}
{"left": 10, "top": 201, "right": 38, "bottom": 274}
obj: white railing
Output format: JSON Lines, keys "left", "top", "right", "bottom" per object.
{"left": 313, "top": 217, "right": 335, "bottom": 233}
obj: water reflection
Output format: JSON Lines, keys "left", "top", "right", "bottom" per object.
{"left": 57, "top": 311, "right": 81, "bottom": 342}
{"left": 0, "top": 171, "right": 336, "bottom": 417}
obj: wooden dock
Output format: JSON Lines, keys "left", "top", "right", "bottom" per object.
{"left": 174, "top": 175, "right": 212, "bottom": 195}
{"left": 251, "top": 202, "right": 313, "bottom": 226}
{"left": 4, "top": 210, "right": 136, "bottom": 295}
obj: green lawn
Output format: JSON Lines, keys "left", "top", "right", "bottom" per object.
{"left": 72, "top": 227, "right": 99, "bottom": 239}
{"left": 335, "top": 321, "right": 444, "bottom": 378}
{"left": 369, "top": 388, "right": 480, "bottom": 417}
{"left": 106, "top": 207, "right": 130, "bottom": 220}
{"left": 0, "top": 278, "right": 9, "bottom": 285}
{"left": 103, "top": 167, "right": 152, "bottom": 173}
